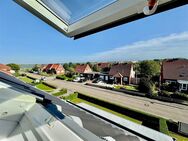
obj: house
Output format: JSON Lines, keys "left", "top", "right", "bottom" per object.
{"left": 108, "top": 63, "right": 135, "bottom": 85}
{"left": 75, "top": 64, "right": 93, "bottom": 79}
{"left": 0, "top": 64, "right": 13, "bottom": 75}
{"left": 97, "top": 63, "right": 110, "bottom": 72}
{"left": 75, "top": 64, "right": 92, "bottom": 74}
{"left": 44, "top": 64, "right": 65, "bottom": 74}
{"left": 39, "top": 64, "right": 47, "bottom": 72}
{"left": 161, "top": 59, "right": 188, "bottom": 92}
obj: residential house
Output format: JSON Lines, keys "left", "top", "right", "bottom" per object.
{"left": 0, "top": 64, "right": 13, "bottom": 75}
{"left": 108, "top": 63, "right": 135, "bottom": 85}
{"left": 161, "top": 59, "right": 188, "bottom": 93}
{"left": 44, "top": 64, "right": 65, "bottom": 75}
{"left": 75, "top": 64, "right": 93, "bottom": 79}
{"left": 97, "top": 63, "right": 110, "bottom": 72}
{"left": 75, "top": 64, "right": 92, "bottom": 74}
{"left": 39, "top": 64, "right": 47, "bottom": 72}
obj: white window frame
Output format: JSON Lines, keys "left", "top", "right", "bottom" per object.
{"left": 181, "top": 84, "right": 187, "bottom": 91}
{"left": 15, "top": 0, "right": 173, "bottom": 38}
{"left": 123, "top": 77, "right": 128, "bottom": 82}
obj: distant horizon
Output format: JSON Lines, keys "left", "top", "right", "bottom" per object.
{"left": 13, "top": 57, "right": 188, "bottom": 66}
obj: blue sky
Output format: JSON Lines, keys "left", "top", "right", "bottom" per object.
{"left": 0, "top": 1, "right": 188, "bottom": 64}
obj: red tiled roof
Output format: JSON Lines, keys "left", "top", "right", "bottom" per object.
{"left": 0, "top": 64, "right": 11, "bottom": 71}
{"left": 51, "top": 64, "right": 59, "bottom": 70}
{"left": 98, "top": 63, "right": 110, "bottom": 69}
{"left": 75, "top": 64, "right": 87, "bottom": 73}
{"left": 109, "top": 63, "right": 132, "bottom": 77}
{"left": 162, "top": 59, "right": 188, "bottom": 81}
{"left": 45, "top": 64, "right": 53, "bottom": 70}
{"left": 45, "top": 64, "right": 64, "bottom": 71}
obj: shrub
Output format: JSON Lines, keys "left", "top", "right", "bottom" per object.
{"left": 171, "top": 92, "right": 188, "bottom": 100}
{"left": 67, "top": 78, "right": 74, "bottom": 81}
{"left": 138, "top": 77, "right": 154, "bottom": 95}
{"left": 159, "top": 90, "right": 172, "bottom": 97}
{"left": 56, "top": 75, "right": 67, "bottom": 80}
{"left": 161, "top": 83, "right": 178, "bottom": 92}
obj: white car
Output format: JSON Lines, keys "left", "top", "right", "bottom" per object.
{"left": 73, "top": 77, "right": 81, "bottom": 82}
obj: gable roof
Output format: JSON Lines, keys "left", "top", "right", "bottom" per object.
{"left": 0, "top": 64, "right": 11, "bottom": 71}
{"left": 162, "top": 59, "right": 188, "bottom": 81}
{"left": 45, "top": 64, "right": 64, "bottom": 71}
{"left": 109, "top": 63, "right": 132, "bottom": 77}
{"left": 98, "top": 63, "right": 110, "bottom": 69}
{"left": 75, "top": 64, "right": 92, "bottom": 73}
{"left": 75, "top": 64, "right": 87, "bottom": 73}
{"left": 0, "top": 64, "right": 12, "bottom": 75}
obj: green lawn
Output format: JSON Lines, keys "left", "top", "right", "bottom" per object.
{"left": 36, "top": 83, "right": 54, "bottom": 92}
{"left": 124, "top": 85, "right": 138, "bottom": 91}
{"left": 53, "top": 89, "right": 67, "bottom": 97}
{"left": 71, "top": 98, "right": 142, "bottom": 124}
{"left": 114, "top": 85, "right": 138, "bottom": 91}
{"left": 19, "top": 77, "right": 33, "bottom": 84}
{"left": 169, "top": 132, "right": 188, "bottom": 141}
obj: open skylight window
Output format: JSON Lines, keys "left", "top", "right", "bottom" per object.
{"left": 39, "top": 0, "right": 117, "bottom": 25}
{"left": 15, "top": 0, "right": 187, "bottom": 39}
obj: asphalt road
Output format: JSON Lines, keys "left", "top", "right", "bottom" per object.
{"left": 26, "top": 73, "right": 188, "bottom": 123}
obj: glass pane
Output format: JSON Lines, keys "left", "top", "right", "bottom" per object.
{"left": 40, "top": 0, "right": 117, "bottom": 25}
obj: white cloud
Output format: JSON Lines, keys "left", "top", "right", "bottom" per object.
{"left": 86, "top": 32, "right": 188, "bottom": 61}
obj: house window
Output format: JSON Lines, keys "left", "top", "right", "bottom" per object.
{"left": 123, "top": 77, "right": 128, "bottom": 82}
{"left": 105, "top": 76, "right": 108, "bottom": 81}
{"left": 181, "top": 84, "right": 187, "bottom": 90}
{"left": 110, "top": 76, "right": 114, "bottom": 79}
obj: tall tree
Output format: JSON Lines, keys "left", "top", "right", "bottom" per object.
{"left": 92, "top": 64, "right": 101, "bottom": 72}
{"left": 7, "top": 63, "right": 20, "bottom": 72}
{"left": 32, "top": 64, "right": 40, "bottom": 72}
{"left": 139, "top": 60, "right": 160, "bottom": 77}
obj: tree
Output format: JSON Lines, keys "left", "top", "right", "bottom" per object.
{"left": 67, "top": 67, "right": 75, "bottom": 73}
{"left": 139, "top": 60, "right": 160, "bottom": 77}
{"left": 92, "top": 64, "right": 101, "bottom": 72}
{"left": 32, "top": 64, "right": 40, "bottom": 72}
{"left": 63, "top": 63, "right": 69, "bottom": 70}
{"left": 138, "top": 77, "right": 155, "bottom": 95}
{"left": 7, "top": 63, "right": 20, "bottom": 72}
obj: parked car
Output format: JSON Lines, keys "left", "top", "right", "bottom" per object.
{"left": 73, "top": 77, "right": 81, "bottom": 82}
{"left": 79, "top": 77, "right": 87, "bottom": 83}
{"left": 92, "top": 78, "right": 103, "bottom": 83}
{"left": 41, "top": 76, "right": 46, "bottom": 81}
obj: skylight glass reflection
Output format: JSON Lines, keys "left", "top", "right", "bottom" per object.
{"left": 40, "top": 0, "right": 117, "bottom": 25}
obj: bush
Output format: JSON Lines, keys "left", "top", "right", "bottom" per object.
{"left": 56, "top": 75, "right": 67, "bottom": 80}
{"left": 161, "top": 83, "right": 178, "bottom": 92}
{"left": 75, "top": 93, "right": 178, "bottom": 133}
{"left": 138, "top": 77, "right": 155, "bottom": 95}
{"left": 159, "top": 90, "right": 172, "bottom": 97}
{"left": 171, "top": 92, "right": 188, "bottom": 100}
{"left": 67, "top": 78, "right": 74, "bottom": 81}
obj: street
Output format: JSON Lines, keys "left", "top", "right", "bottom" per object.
{"left": 27, "top": 73, "right": 188, "bottom": 123}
